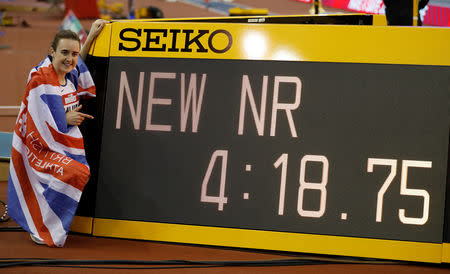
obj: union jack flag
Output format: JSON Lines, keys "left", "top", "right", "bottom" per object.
{"left": 7, "top": 56, "right": 95, "bottom": 247}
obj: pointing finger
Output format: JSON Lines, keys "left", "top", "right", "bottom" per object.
{"left": 79, "top": 113, "right": 94, "bottom": 119}
{"left": 73, "top": 105, "right": 83, "bottom": 112}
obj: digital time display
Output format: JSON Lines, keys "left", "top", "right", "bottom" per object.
{"left": 95, "top": 57, "right": 449, "bottom": 244}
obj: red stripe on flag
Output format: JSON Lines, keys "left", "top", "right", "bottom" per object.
{"left": 25, "top": 117, "right": 89, "bottom": 191}
{"left": 443, "top": 7, "right": 447, "bottom": 26}
{"left": 432, "top": 6, "right": 437, "bottom": 26}
{"left": 46, "top": 121, "right": 85, "bottom": 149}
{"left": 13, "top": 108, "right": 28, "bottom": 141}
{"left": 444, "top": 8, "right": 450, "bottom": 27}
{"left": 11, "top": 147, "right": 55, "bottom": 247}
{"left": 78, "top": 85, "right": 96, "bottom": 97}
{"left": 423, "top": 5, "right": 428, "bottom": 25}
{"left": 438, "top": 6, "right": 442, "bottom": 26}
{"left": 28, "top": 66, "right": 59, "bottom": 92}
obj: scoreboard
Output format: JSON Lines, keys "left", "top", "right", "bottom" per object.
{"left": 75, "top": 16, "right": 450, "bottom": 263}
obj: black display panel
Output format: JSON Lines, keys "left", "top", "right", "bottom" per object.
{"left": 95, "top": 57, "right": 449, "bottom": 243}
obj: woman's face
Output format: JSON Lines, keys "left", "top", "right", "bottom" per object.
{"left": 51, "top": 38, "right": 80, "bottom": 78}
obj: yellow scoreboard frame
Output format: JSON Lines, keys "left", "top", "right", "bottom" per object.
{"left": 72, "top": 18, "right": 450, "bottom": 263}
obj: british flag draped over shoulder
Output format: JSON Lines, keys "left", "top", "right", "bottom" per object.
{"left": 7, "top": 56, "right": 95, "bottom": 247}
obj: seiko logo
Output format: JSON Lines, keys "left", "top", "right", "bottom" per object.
{"left": 118, "top": 28, "right": 233, "bottom": 54}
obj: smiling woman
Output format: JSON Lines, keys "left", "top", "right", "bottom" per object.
{"left": 50, "top": 31, "right": 81, "bottom": 84}
{"left": 6, "top": 19, "right": 107, "bottom": 247}
{"left": 49, "top": 30, "right": 94, "bottom": 124}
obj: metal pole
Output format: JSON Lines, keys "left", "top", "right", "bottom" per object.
{"left": 129, "top": 0, "right": 135, "bottom": 18}
{"left": 314, "top": 0, "right": 319, "bottom": 15}
{"left": 413, "top": 0, "right": 419, "bottom": 26}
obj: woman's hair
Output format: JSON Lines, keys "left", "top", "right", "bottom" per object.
{"left": 51, "top": 30, "right": 81, "bottom": 51}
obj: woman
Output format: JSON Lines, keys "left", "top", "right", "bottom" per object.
{"left": 7, "top": 19, "right": 107, "bottom": 247}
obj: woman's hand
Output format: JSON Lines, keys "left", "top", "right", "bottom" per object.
{"left": 66, "top": 105, "right": 94, "bottom": 126}
{"left": 87, "top": 19, "right": 108, "bottom": 40}
{"left": 80, "top": 19, "right": 109, "bottom": 60}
